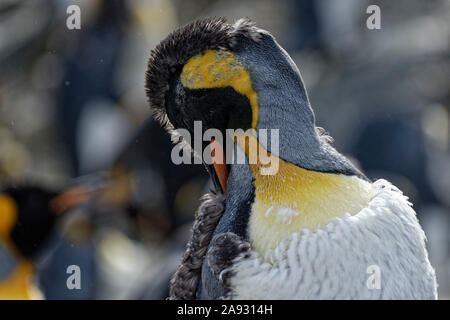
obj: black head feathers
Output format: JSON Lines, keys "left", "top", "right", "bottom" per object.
{"left": 145, "top": 17, "right": 263, "bottom": 131}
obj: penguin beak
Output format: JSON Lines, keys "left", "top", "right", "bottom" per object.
{"left": 50, "top": 186, "right": 91, "bottom": 214}
{"left": 50, "top": 168, "right": 132, "bottom": 213}
{"left": 207, "top": 139, "right": 228, "bottom": 194}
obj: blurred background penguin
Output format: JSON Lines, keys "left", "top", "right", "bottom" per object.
{"left": 0, "top": 185, "right": 56, "bottom": 299}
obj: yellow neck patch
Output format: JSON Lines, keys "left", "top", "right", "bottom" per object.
{"left": 0, "top": 260, "right": 42, "bottom": 300}
{"left": 236, "top": 136, "right": 374, "bottom": 257}
{"left": 0, "top": 193, "right": 18, "bottom": 241}
{"left": 181, "top": 49, "right": 259, "bottom": 128}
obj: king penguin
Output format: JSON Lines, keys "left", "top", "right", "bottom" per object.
{"left": 145, "top": 17, "right": 437, "bottom": 300}
{"left": 0, "top": 186, "right": 60, "bottom": 299}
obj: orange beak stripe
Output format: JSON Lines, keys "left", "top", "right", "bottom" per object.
{"left": 210, "top": 139, "right": 228, "bottom": 193}
{"left": 50, "top": 186, "right": 91, "bottom": 215}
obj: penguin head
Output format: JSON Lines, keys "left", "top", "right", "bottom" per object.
{"left": 146, "top": 18, "right": 256, "bottom": 131}
{"left": 146, "top": 17, "right": 365, "bottom": 194}
{"left": 0, "top": 186, "right": 58, "bottom": 259}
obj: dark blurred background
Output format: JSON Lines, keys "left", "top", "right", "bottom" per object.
{"left": 0, "top": 0, "right": 449, "bottom": 299}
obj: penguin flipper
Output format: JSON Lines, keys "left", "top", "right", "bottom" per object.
{"left": 168, "top": 193, "right": 225, "bottom": 300}
{"left": 199, "top": 232, "right": 250, "bottom": 299}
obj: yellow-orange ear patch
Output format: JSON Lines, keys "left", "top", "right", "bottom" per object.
{"left": 0, "top": 193, "right": 18, "bottom": 239}
{"left": 180, "top": 49, "right": 259, "bottom": 128}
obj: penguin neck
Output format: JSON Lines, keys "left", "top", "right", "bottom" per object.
{"left": 255, "top": 97, "right": 363, "bottom": 178}
{"left": 245, "top": 147, "right": 374, "bottom": 258}
{"left": 236, "top": 32, "right": 363, "bottom": 177}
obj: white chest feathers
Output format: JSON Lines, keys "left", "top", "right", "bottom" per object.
{"left": 229, "top": 180, "right": 437, "bottom": 299}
